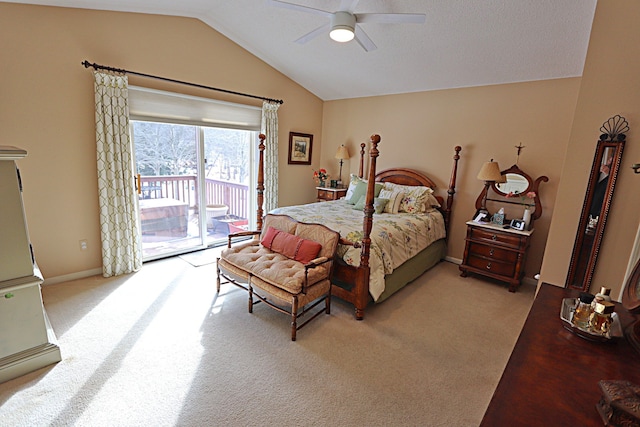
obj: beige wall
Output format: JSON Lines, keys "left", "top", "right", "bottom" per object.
{"left": 321, "top": 79, "right": 581, "bottom": 279}
{"left": 0, "top": 3, "right": 323, "bottom": 280}
{"left": 2, "top": 2, "right": 638, "bottom": 298}
{"left": 540, "top": 0, "right": 640, "bottom": 299}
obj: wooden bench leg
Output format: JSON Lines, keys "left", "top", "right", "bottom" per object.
{"left": 291, "top": 295, "right": 298, "bottom": 341}
{"left": 216, "top": 259, "right": 221, "bottom": 293}
{"left": 248, "top": 276, "right": 254, "bottom": 314}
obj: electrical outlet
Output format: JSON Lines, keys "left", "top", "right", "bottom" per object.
{"left": 80, "top": 239, "right": 88, "bottom": 251}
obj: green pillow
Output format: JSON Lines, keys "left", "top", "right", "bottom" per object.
{"left": 347, "top": 181, "right": 383, "bottom": 205}
{"left": 353, "top": 196, "right": 389, "bottom": 214}
{"left": 374, "top": 198, "right": 390, "bottom": 214}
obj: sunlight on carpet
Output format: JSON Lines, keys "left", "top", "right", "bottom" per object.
{"left": 0, "top": 259, "right": 536, "bottom": 426}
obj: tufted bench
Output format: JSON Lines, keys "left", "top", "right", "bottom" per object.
{"left": 216, "top": 214, "right": 340, "bottom": 341}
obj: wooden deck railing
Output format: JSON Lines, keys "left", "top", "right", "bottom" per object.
{"left": 140, "top": 175, "right": 248, "bottom": 219}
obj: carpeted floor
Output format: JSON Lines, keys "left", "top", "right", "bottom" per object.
{"left": 178, "top": 247, "right": 220, "bottom": 267}
{"left": 0, "top": 255, "right": 536, "bottom": 426}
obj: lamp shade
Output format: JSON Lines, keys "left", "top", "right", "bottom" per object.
{"left": 477, "top": 160, "right": 504, "bottom": 182}
{"left": 335, "top": 145, "right": 350, "bottom": 160}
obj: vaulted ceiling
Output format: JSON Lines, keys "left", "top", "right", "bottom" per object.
{"left": 7, "top": 0, "right": 598, "bottom": 100}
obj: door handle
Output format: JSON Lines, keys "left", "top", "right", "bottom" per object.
{"left": 136, "top": 174, "right": 141, "bottom": 195}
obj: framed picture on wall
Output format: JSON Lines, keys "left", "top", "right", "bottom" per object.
{"left": 288, "top": 132, "right": 313, "bottom": 165}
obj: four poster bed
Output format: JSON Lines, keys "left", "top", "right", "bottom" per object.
{"left": 254, "top": 134, "right": 462, "bottom": 320}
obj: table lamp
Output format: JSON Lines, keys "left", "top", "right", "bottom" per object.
{"left": 477, "top": 159, "right": 505, "bottom": 214}
{"left": 335, "top": 145, "right": 350, "bottom": 184}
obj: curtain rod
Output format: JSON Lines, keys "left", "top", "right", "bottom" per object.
{"left": 81, "top": 60, "right": 284, "bottom": 105}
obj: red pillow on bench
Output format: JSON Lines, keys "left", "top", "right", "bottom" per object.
{"left": 260, "top": 227, "right": 322, "bottom": 264}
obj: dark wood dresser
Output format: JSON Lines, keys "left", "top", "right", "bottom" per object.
{"left": 481, "top": 283, "right": 640, "bottom": 426}
{"left": 459, "top": 221, "right": 532, "bottom": 291}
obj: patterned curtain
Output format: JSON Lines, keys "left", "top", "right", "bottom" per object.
{"left": 93, "top": 71, "right": 142, "bottom": 277}
{"left": 262, "top": 101, "right": 280, "bottom": 212}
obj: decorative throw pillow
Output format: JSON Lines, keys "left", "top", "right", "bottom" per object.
{"left": 353, "top": 195, "right": 389, "bottom": 214}
{"left": 378, "top": 189, "right": 404, "bottom": 214}
{"left": 373, "top": 198, "right": 390, "bottom": 214}
{"left": 383, "top": 182, "right": 434, "bottom": 214}
{"left": 261, "top": 227, "right": 321, "bottom": 264}
{"left": 348, "top": 180, "right": 383, "bottom": 205}
{"left": 260, "top": 226, "right": 279, "bottom": 249}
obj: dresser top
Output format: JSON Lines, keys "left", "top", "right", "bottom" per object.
{"left": 0, "top": 146, "right": 27, "bottom": 160}
{"left": 466, "top": 220, "right": 533, "bottom": 236}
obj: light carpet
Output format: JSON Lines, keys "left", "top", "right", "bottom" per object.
{"left": 0, "top": 256, "right": 535, "bottom": 426}
{"left": 178, "top": 248, "right": 220, "bottom": 267}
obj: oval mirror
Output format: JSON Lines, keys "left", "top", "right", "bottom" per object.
{"left": 494, "top": 173, "right": 530, "bottom": 196}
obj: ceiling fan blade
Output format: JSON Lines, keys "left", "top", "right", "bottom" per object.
{"left": 294, "top": 23, "right": 330, "bottom": 44}
{"left": 354, "top": 25, "right": 377, "bottom": 52}
{"left": 339, "top": 0, "right": 360, "bottom": 13}
{"left": 267, "top": 0, "right": 332, "bottom": 18}
{"left": 356, "top": 13, "right": 426, "bottom": 24}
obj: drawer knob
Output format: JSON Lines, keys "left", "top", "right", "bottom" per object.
{"left": 486, "top": 262, "right": 492, "bottom": 270}
{"left": 489, "top": 249, "right": 495, "bottom": 256}
{"left": 491, "top": 234, "right": 497, "bottom": 241}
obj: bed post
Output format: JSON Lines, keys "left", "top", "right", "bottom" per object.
{"left": 358, "top": 143, "right": 366, "bottom": 178}
{"left": 444, "top": 146, "right": 462, "bottom": 236}
{"left": 355, "top": 134, "right": 380, "bottom": 319}
{"left": 256, "top": 133, "right": 266, "bottom": 232}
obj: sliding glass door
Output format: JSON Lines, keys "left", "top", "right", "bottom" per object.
{"left": 132, "top": 121, "right": 256, "bottom": 261}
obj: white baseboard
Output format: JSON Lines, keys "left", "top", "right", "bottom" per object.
{"left": 42, "top": 268, "right": 102, "bottom": 286}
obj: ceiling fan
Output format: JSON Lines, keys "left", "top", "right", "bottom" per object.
{"left": 268, "top": 0, "right": 426, "bottom": 52}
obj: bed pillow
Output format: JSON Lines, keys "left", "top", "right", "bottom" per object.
{"left": 347, "top": 180, "right": 384, "bottom": 205}
{"left": 353, "top": 195, "right": 389, "bottom": 214}
{"left": 378, "top": 189, "right": 404, "bottom": 214}
{"left": 261, "top": 227, "right": 321, "bottom": 264}
{"left": 383, "top": 182, "right": 435, "bottom": 214}
{"left": 425, "top": 193, "right": 441, "bottom": 209}
{"left": 345, "top": 174, "right": 363, "bottom": 201}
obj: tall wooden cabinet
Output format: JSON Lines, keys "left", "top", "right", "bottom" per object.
{"left": 0, "top": 146, "right": 61, "bottom": 383}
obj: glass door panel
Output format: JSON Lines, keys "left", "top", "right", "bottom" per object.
{"left": 202, "top": 128, "right": 254, "bottom": 246}
{"left": 133, "top": 121, "right": 205, "bottom": 260}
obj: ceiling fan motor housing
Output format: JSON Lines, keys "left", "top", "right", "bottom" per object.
{"left": 330, "top": 11, "right": 356, "bottom": 42}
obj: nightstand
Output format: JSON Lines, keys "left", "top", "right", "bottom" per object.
{"left": 316, "top": 187, "right": 346, "bottom": 202}
{"left": 459, "top": 221, "right": 533, "bottom": 292}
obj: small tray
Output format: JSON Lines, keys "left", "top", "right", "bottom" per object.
{"left": 560, "top": 298, "right": 623, "bottom": 342}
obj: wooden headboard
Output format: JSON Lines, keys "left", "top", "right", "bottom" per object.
{"left": 375, "top": 168, "right": 437, "bottom": 189}
{"left": 362, "top": 145, "right": 463, "bottom": 237}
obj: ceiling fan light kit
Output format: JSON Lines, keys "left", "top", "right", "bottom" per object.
{"left": 330, "top": 11, "right": 356, "bottom": 42}
{"left": 269, "top": 0, "right": 425, "bottom": 52}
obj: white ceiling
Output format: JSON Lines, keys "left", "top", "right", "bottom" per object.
{"left": 7, "top": 0, "right": 598, "bottom": 101}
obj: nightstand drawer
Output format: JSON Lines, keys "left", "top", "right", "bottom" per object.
{"left": 316, "top": 187, "right": 347, "bottom": 202}
{"left": 317, "top": 189, "right": 330, "bottom": 200}
{"left": 466, "top": 255, "right": 516, "bottom": 277}
{"left": 470, "top": 227, "right": 522, "bottom": 249}
{"left": 468, "top": 242, "right": 518, "bottom": 263}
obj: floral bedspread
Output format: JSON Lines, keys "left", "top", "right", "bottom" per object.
{"left": 270, "top": 199, "right": 446, "bottom": 301}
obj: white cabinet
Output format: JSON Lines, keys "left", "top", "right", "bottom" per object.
{"left": 0, "top": 146, "right": 61, "bottom": 383}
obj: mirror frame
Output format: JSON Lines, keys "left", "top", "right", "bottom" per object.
{"left": 474, "top": 164, "right": 547, "bottom": 225}
{"left": 566, "top": 116, "right": 628, "bottom": 291}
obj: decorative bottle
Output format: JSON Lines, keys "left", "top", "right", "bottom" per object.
{"left": 591, "top": 286, "right": 611, "bottom": 310}
{"left": 522, "top": 207, "right": 531, "bottom": 230}
{"left": 590, "top": 301, "right": 615, "bottom": 335}
{"left": 573, "top": 292, "right": 595, "bottom": 329}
